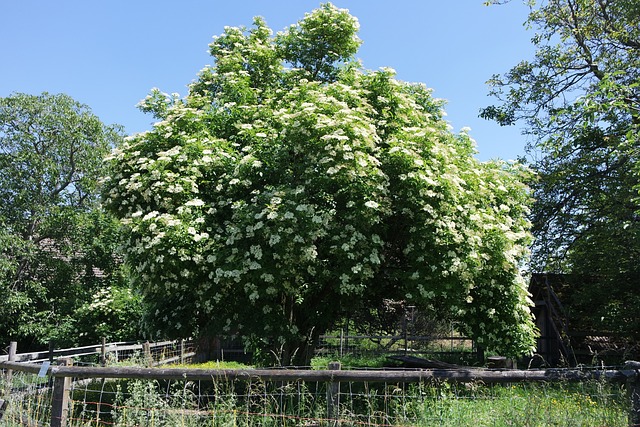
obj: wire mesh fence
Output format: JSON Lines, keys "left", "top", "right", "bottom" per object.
{"left": 1, "top": 366, "right": 53, "bottom": 426}
{"left": 60, "top": 376, "right": 632, "bottom": 426}
{"left": 1, "top": 361, "right": 635, "bottom": 426}
{"left": 0, "top": 339, "right": 197, "bottom": 368}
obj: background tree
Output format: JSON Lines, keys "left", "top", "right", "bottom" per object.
{"left": 0, "top": 92, "right": 140, "bottom": 349}
{"left": 482, "top": 0, "right": 640, "bottom": 339}
{"left": 104, "top": 3, "right": 537, "bottom": 364}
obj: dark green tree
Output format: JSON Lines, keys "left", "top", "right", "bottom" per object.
{"left": 0, "top": 92, "right": 140, "bottom": 349}
{"left": 482, "top": 0, "right": 640, "bottom": 338}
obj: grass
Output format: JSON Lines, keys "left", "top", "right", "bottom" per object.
{"left": 99, "top": 354, "right": 630, "bottom": 426}
{"left": 1, "top": 377, "right": 628, "bottom": 426}
{"left": 77, "top": 377, "right": 627, "bottom": 426}
{"left": 397, "top": 381, "right": 627, "bottom": 426}
{"left": 168, "top": 360, "right": 252, "bottom": 370}
{"left": 0, "top": 353, "right": 631, "bottom": 426}
{"left": 311, "top": 353, "right": 392, "bottom": 369}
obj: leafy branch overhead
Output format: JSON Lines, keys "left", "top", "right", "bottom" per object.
{"left": 103, "top": 3, "right": 537, "bottom": 363}
{"left": 483, "top": 0, "right": 640, "bottom": 338}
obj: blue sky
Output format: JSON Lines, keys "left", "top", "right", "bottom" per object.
{"left": 1, "top": 1, "right": 535, "bottom": 161}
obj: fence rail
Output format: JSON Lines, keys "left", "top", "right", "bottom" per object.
{"left": 1, "top": 358, "right": 639, "bottom": 426}
{"left": 2, "top": 359, "right": 636, "bottom": 384}
{"left": 1, "top": 338, "right": 196, "bottom": 366}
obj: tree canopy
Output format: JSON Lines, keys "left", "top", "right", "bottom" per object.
{"left": 482, "top": 0, "right": 640, "bottom": 338}
{"left": 104, "top": 3, "right": 537, "bottom": 363}
{"left": 0, "top": 92, "right": 139, "bottom": 348}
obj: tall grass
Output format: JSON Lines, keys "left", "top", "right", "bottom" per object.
{"left": 62, "top": 376, "right": 627, "bottom": 426}
{"left": 0, "top": 359, "right": 629, "bottom": 426}
{"left": 399, "top": 380, "right": 626, "bottom": 426}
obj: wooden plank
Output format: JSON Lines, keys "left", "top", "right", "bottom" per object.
{"left": 0, "top": 361, "right": 42, "bottom": 375}
{"left": 2, "top": 360, "right": 634, "bottom": 385}
{"left": 1, "top": 342, "right": 129, "bottom": 363}
{"left": 387, "top": 355, "right": 473, "bottom": 369}
{"left": 0, "top": 340, "right": 194, "bottom": 365}
{"left": 320, "top": 335, "right": 471, "bottom": 342}
{"left": 147, "top": 340, "right": 179, "bottom": 348}
{"left": 152, "top": 352, "right": 197, "bottom": 366}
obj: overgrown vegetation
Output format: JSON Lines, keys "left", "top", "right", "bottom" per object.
{"left": 65, "top": 377, "right": 626, "bottom": 426}
{"left": 0, "top": 350, "right": 630, "bottom": 426}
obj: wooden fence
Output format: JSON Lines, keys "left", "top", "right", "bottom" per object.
{"left": 0, "top": 338, "right": 196, "bottom": 366}
{"left": 1, "top": 357, "right": 639, "bottom": 426}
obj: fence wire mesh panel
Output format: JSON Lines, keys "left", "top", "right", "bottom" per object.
{"left": 2, "top": 371, "right": 629, "bottom": 426}
{"left": 0, "top": 368, "right": 53, "bottom": 426}
{"left": 67, "top": 377, "right": 330, "bottom": 426}
{"left": 0, "top": 338, "right": 197, "bottom": 367}
{"left": 102, "top": 339, "right": 197, "bottom": 367}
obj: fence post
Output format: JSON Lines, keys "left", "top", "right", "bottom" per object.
{"left": 344, "top": 321, "right": 349, "bottom": 355}
{"left": 180, "top": 339, "right": 185, "bottom": 364}
{"left": 51, "top": 358, "right": 73, "bottom": 427}
{"left": 48, "top": 340, "right": 55, "bottom": 363}
{"left": 143, "top": 341, "right": 152, "bottom": 366}
{"left": 4, "top": 342, "right": 17, "bottom": 396}
{"left": 101, "top": 337, "right": 106, "bottom": 366}
{"left": 8, "top": 342, "right": 16, "bottom": 362}
{"left": 476, "top": 345, "right": 485, "bottom": 365}
{"left": 327, "top": 361, "right": 341, "bottom": 426}
{"left": 403, "top": 313, "right": 408, "bottom": 356}
{"left": 626, "top": 361, "right": 640, "bottom": 427}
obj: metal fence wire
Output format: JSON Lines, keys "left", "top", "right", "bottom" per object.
{"left": 1, "top": 367, "right": 53, "bottom": 426}
{"left": 0, "top": 339, "right": 197, "bottom": 367}
{"left": 0, "top": 363, "right": 633, "bottom": 426}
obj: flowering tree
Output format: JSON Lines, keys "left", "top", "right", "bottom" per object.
{"left": 103, "top": 3, "right": 536, "bottom": 363}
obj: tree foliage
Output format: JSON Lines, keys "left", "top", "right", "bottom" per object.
{"left": 104, "top": 3, "right": 537, "bottom": 363}
{"left": 0, "top": 92, "right": 140, "bottom": 348}
{"left": 482, "top": 0, "right": 640, "bottom": 337}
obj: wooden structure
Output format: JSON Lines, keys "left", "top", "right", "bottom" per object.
{"left": 529, "top": 273, "right": 574, "bottom": 366}
{"left": 529, "top": 273, "right": 639, "bottom": 367}
{"left": 0, "top": 339, "right": 195, "bottom": 366}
